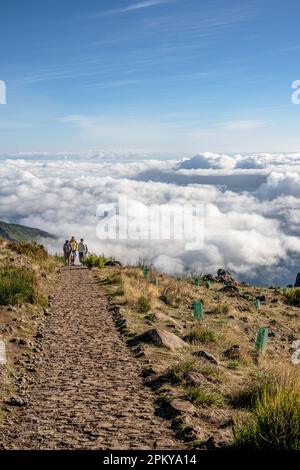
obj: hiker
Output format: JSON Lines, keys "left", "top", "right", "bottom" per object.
{"left": 78, "top": 238, "right": 88, "bottom": 265}
{"left": 63, "top": 240, "right": 72, "bottom": 266}
{"left": 70, "top": 236, "right": 78, "bottom": 265}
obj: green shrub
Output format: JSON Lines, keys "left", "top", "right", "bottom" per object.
{"left": 137, "top": 296, "right": 151, "bottom": 313}
{"left": 186, "top": 325, "right": 218, "bottom": 344}
{"left": 231, "top": 370, "right": 275, "bottom": 409}
{"left": 284, "top": 288, "right": 300, "bottom": 306}
{"left": 233, "top": 386, "right": 300, "bottom": 449}
{"left": 186, "top": 385, "right": 224, "bottom": 407}
{"left": 85, "top": 254, "right": 107, "bottom": 269}
{"left": 0, "top": 266, "right": 37, "bottom": 306}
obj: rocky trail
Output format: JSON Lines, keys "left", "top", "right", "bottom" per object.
{"left": 0, "top": 268, "right": 182, "bottom": 450}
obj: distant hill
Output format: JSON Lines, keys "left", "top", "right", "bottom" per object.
{"left": 0, "top": 220, "right": 54, "bottom": 242}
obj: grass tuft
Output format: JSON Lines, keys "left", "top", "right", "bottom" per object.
{"left": 137, "top": 296, "right": 152, "bottom": 313}
{"left": 233, "top": 382, "right": 300, "bottom": 449}
{"left": 0, "top": 266, "right": 38, "bottom": 306}
{"left": 284, "top": 288, "right": 300, "bottom": 306}
{"left": 186, "top": 385, "right": 224, "bottom": 407}
{"left": 186, "top": 325, "right": 218, "bottom": 344}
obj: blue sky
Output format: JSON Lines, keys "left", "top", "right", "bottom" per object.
{"left": 1, "top": 0, "right": 300, "bottom": 154}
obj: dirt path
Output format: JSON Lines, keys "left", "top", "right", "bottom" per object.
{"left": 0, "top": 268, "right": 181, "bottom": 450}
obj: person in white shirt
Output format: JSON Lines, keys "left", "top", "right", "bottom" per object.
{"left": 78, "top": 238, "right": 88, "bottom": 265}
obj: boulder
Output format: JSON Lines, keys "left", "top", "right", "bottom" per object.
{"left": 223, "top": 345, "right": 240, "bottom": 360}
{"left": 154, "top": 312, "right": 181, "bottom": 329}
{"left": 192, "top": 350, "right": 219, "bottom": 365}
{"left": 105, "top": 260, "right": 122, "bottom": 267}
{"left": 295, "top": 273, "right": 300, "bottom": 287}
{"left": 186, "top": 372, "right": 209, "bottom": 386}
{"left": 203, "top": 274, "right": 217, "bottom": 282}
{"left": 137, "top": 328, "right": 188, "bottom": 352}
{"left": 170, "top": 399, "right": 197, "bottom": 415}
{"left": 217, "top": 269, "right": 236, "bottom": 284}
{"left": 219, "top": 284, "right": 239, "bottom": 295}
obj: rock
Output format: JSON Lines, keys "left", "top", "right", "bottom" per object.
{"left": 7, "top": 306, "right": 18, "bottom": 313}
{"left": 228, "top": 315, "right": 235, "bottom": 320}
{"left": 240, "top": 317, "right": 249, "bottom": 323}
{"left": 223, "top": 345, "right": 240, "bottom": 360}
{"left": 154, "top": 312, "right": 181, "bottom": 329}
{"left": 170, "top": 399, "right": 196, "bottom": 415}
{"left": 136, "top": 328, "right": 189, "bottom": 351}
{"left": 220, "top": 284, "right": 239, "bottom": 294}
{"left": 35, "top": 330, "right": 44, "bottom": 339}
{"left": 256, "top": 295, "right": 266, "bottom": 302}
{"left": 217, "top": 269, "right": 236, "bottom": 284}
{"left": 186, "top": 372, "right": 209, "bottom": 386}
{"left": 105, "top": 260, "right": 122, "bottom": 267}
{"left": 294, "top": 273, "right": 300, "bottom": 287}
{"left": 269, "top": 330, "right": 277, "bottom": 337}
{"left": 4, "top": 396, "right": 27, "bottom": 407}
{"left": 0, "top": 340, "right": 7, "bottom": 366}
{"left": 192, "top": 350, "right": 219, "bottom": 365}
{"left": 203, "top": 274, "right": 217, "bottom": 282}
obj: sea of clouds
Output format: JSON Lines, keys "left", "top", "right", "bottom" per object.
{"left": 1, "top": 151, "right": 300, "bottom": 286}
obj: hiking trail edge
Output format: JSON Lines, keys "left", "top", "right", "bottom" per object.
{"left": 0, "top": 268, "right": 184, "bottom": 450}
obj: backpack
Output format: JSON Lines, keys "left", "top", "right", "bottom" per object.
{"left": 64, "top": 243, "right": 72, "bottom": 254}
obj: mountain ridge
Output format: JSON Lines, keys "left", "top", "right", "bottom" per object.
{"left": 0, "top": 220, "right": 54, "bottom": 242}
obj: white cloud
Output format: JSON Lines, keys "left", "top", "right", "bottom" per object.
{"left": 84, "top": 0, "right": 176, "bottom": 19}
{"left": 1, "top": 153, "right": 300, "bottom": 285}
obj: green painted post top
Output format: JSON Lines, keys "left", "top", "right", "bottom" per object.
{"left": 254, "top": 298, "right": 261, "bottom": 309}
{"left": 193, "top": 300, "right": 204, "bottom": 320}
{"left": 143, "top": 268, "right": 150, "bottom": 278}
{"left": 255, "top": 327, "right": 269, "bottom": 352}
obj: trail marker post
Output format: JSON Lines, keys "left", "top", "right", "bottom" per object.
{"left": 193, "top": 300, "right": 204, "bottom": 320}
{"left": 254, "top": 298, "right": 261, "bottom": 309}
{"left": 143, "top": 268, "right": 150, "bottom": 279}
{"left": 255, "top": 327, "right": 269, "bottom": 353}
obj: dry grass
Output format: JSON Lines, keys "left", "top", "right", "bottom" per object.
{"left": 233, "top": 366, "right": 300, "bottom": 449}
{"left": 210, "top": 302, "right": 230, "bottom": 315}
{"left": 100, "top": 265, "right": 300, "bottom": 449}
{"left": 186, "top": 325, "right": 218, "bottom": 344}
{"left": 160, "top": 279, "right": 192, "bottom": 307}
{"left": 284, "top": 288, "right": 300, "bottom": 306}
{"left": 121, "top": 271, "right": 158, "bottom": 312}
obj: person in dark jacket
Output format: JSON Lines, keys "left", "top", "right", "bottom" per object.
{"left": 63, "top": 240, "right": 72, "bottom": 266}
